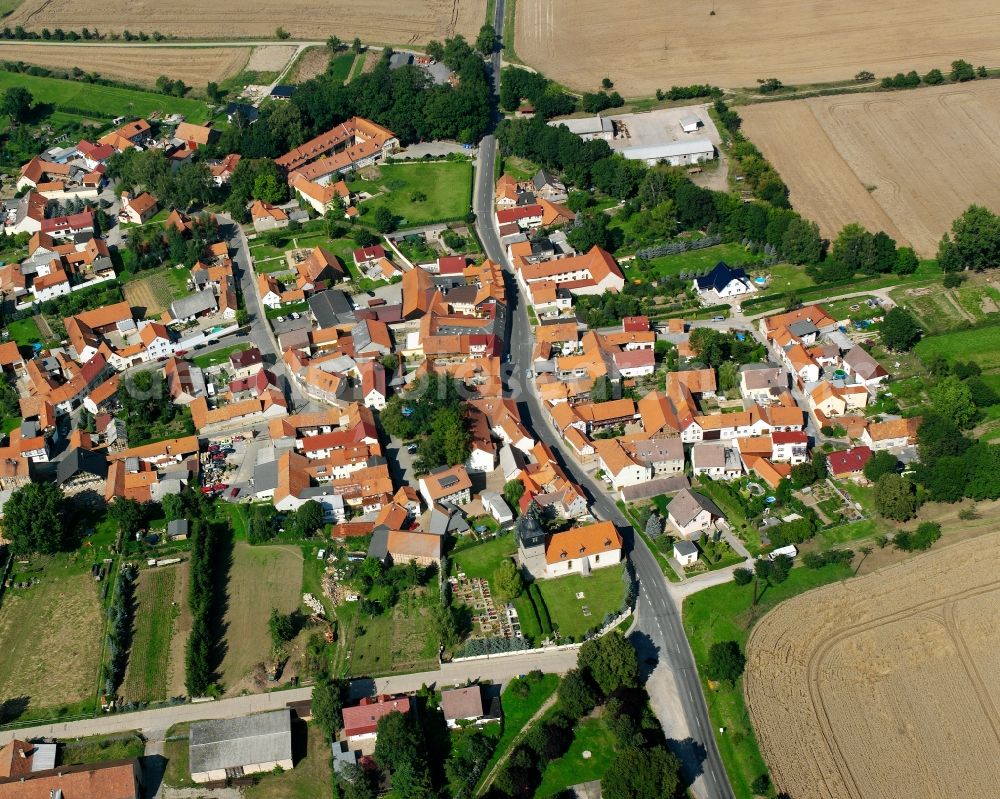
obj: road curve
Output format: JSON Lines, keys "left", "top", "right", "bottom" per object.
{"left": 471, "top": 7, "right": 735, "bottom": 795}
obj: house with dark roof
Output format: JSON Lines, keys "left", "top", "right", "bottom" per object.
{"left": 308, "top": 290, "right": 355, "bottom": 328}
{"left": 667, "top": 487, "right": 724, "bottom": 538}
{"left": 693, "top": 262, "right": 755, "bottom": 301}
{"left": 56, "top": 447, "right": 108, "bottom": 492}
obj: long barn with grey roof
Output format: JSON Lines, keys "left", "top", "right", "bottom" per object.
{"left": 189, "top": 709, "right": 293, "bottom": 783}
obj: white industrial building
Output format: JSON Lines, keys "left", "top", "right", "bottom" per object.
{"left": 621, "top": 139, "right": 715, "bottom": 166}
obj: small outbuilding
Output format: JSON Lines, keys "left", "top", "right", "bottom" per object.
{"left": 189, "top": 709, "right": 293, "bottom": 784}
{"left": 680, "top": 114, "right": 702, "bottom": 133}
{"left": 673, "top": 539, "right": 699, "bottom": 567}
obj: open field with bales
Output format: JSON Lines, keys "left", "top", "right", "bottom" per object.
{"left": 0, "top": 571, "right": 102, "bottom": 719}
{"left": 5, "top": 0, "right": 485, "bottom": 44}
{"left": 515, "top": 0, "right": 1000, "bottom": 95}
{"left": 740, "top": 82, "right": 1000, "bottom": 257}
{"left": 745, "top": 532, "right": 1000, "bottom": 799}
{"left": 0, "top": 45, "right": 251, "bottom": 87}
{"left": 219, "top": 542, "right": 303, "bottom": 693}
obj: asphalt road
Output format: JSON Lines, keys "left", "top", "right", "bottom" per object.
{"left": 472, "top": 10, "right": 734, "bottom": 795}
{"left": 0, "top": 648, "right": 579, "bottom": 746}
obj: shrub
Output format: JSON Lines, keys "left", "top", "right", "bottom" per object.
{"left": 894, "top": 522, "right": 942, "bottom": 552}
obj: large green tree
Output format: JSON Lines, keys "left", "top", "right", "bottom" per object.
{"left": 0, "top": 86, "right": 33, "bottom": 122}
{"left": 578, "top": 631, "right": 640, "bottom": 695}
{"left": 879, "top": 307, "right": 921, "bottom": 351}
{"left": 3, "top": 482, "right": 68, "bottom": 555}
{"left": 930, "top": 375, "right": 978, "bottom": 429}
{"left": 601, "top": 746, "right": 682, "bottom": 799}
{"left": 937, "top": 205, "right": 1000, "bottom": 272}
{"left": 706, "top": 640, "right": 746, "bottom": 684}
{"left": 311, "top": 676, "right": 346, "bottom": 741}
{"left": 874, "top": 473, "right": 919, "bottom": 521}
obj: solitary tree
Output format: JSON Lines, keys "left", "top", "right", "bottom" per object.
{"left": 493, "top": 558, "right": 524, "bottom": 602}
{"left": 1, "top": 86, "right": 33, "bottom": 122}
{"left": 578, "top": 631, "right": 639, "bottom": 695}
{"left": 706, "top": 640, "right": 746, "bottom": 684}
{"left": 3, "top": 482, "right": 68, "bottom": 555}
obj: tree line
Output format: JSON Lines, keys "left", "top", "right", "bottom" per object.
{"left": 185, "top": 517, "right": 225, "bottom": 697}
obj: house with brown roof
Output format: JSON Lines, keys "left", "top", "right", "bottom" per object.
{"left": 828, "top": 445, "right": 873, "bottom": 479}
{"left": 249, "top": 200, "right": 289, "bottom": 232}
{"left": 593, "top": 437, "right": 650, "bottom": 492}
{"left": 691, "top": 441, "right": 742, "bottom": 480}
{"left": 543, "top": 520, "right": 622, "bottom": 578}
{"left": 380, "top": 529, "right": 442, "bottom": 566}
{"left": 119, "top": 191, "right": 158, "bottom": 225}
{"left": 862, "top": 416, "right": 921, "bottom": 452}
{"left": 0, "top": 758, "right": 142, "bottom": 799}
{"left": 843, "top": 345, "right": 890, "bottom": 389}
{"left": 277, "top": 118, "right": 398, "bottom": 183}
{"left": 419, "top": 464, "right": 472, "bottom": 507}
{"left": 440, "top": 686, "right": 499, "bottom": 728}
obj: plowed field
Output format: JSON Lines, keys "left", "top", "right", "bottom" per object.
{"left": 515, "top": 0, "right": 1000, "bottom": 95}
{"left": 0, "top": 44, "right": 250, "bottom": 86}
{"left": 6, "top": 0, "right": 483, "bottom": 45}
{"left": 741, "top": 82, "right": 1000, "bottom": 257}
{"left": 745, "top": 532, "right": 1000, "bottom": 799}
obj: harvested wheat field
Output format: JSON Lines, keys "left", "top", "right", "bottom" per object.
{"left": 745, "top": 531, "right": 1000, "bottom": 799}
{"left": 741, "top": 82, "right": 1000, "bottom": 257}
{"left": 6, "top": 0, "right": 483, "bottom": 45}
{"left": 0, "top": 44, "right": 251, "bottom": 86}
{"left": 516, "top": 0, "right": 1000, "bottom": 96}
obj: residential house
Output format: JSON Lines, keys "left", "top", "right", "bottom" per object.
{"left": 342, "top": 696, "right": 412, "bottom": 744}
{"left": 276, "top": 118, "right": 398, "bottom": 184}
{"left": 358, "top": 359, "right": 387, "bottom": 410}
{"left": 249, "top": 200, "right": 289, "bottom": 232}
{"left": 543, "top": 520, "right": 623, "bottom": 579}
{"left": 371, "top": 529, "right": 442, "bottom": 567}
{"left": 230, "top": 347, "right": 264, "bottom": 379}
{"left": 119, "top": 191, "right": 158, "bottom": 225}
{"left": 843, "top": 346, "right": 889, "bottom": 390}
{"left": 739, "top": 364, "right": 787, "bottom": 403}
{"left": 862, "top": 417, "right": 921, "bottom": 451}
{"left": 0, "top": 758, "right": 143, "bottom": 799}
{"left": 667, "top": 488, "right": 723, "bottom": 538}
{"left": 441, "top": 686, "right": 499, "bottom": 729}
{"left": 771, "top": 430, "right": 808, "bottom": 464}
{"left": 691, "top": 442, "right": 742, "bottom": 480}
{"left": 809, "top": 381, "right": 869, "bottom": 417}
{"left": 169, "top": 289, "right": 218, "bottom": 323}
{"left": 693, "top": 262, "right": 755, "bottom": 301}
{"left": 593, "top": 438, "right": 650, "bottom": 492}
{"left": 419, "top": 464, "right": 473, "bottom": 507}
{"left": 532, "top": 169, "right": 567, "bottom": 202}
{"left": 828, "top": 446, "right": 873, "bottom": 479}
{"left": 630, "top": 436, "right": 684, "bottom": 476}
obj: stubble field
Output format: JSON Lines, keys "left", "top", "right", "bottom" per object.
{"left": 745, "top": 531, "right": 1000, "bottom": 799}
{"left": 515, "top": 0, "right": 1000, "bottom": 95}
{"left": 740, "top": 82, "right": 1000, "bottom": 257}
{"left": 6, "top": 0, "right": 484, "bottom": 45}
{"left": 0, "top": 44, "right": 251, "bottom": 86}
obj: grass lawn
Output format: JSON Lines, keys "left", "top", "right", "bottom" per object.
{"left": 244, "top": 723, "right": 332, "bottom": 799}
{"left": 163, "top": 724, "right": 195, "bottom": 789}
{"left": 192, "top": 342, "right": 250, "bottom": 368}
{"left": 535, "top": 564, "right": 625, "bottom": 640}
{"left": 265, "top": 300, "right": 308, "bottom": 320}
{"left": 337, "top": 584, "right": 440, "bottom": 677}
{"left": 349, "top": 161, "right": 473, "bottom": 226}
{"left": 639, "top": 243, "right": 764, "bottom": 278}
{"left": 747, "top": 273, "right": 940, "bottom": 316}
{"left": 250, "top": 240, "right": 285, "bottom": 261}
{"left": 450, "top": 532, "right": 516, "bottom": 579}
{"left": 915, "top": 323, "right": 1000, "bottom": 372}
{"left": 0, "top": 69, "right": 210, "bottom": 123}
{"left": 60, "top": 733, "right": 145, "bottom": 767}
{"left": 0, "top": 568, "right": 103, "bottom": 723}
{"left": 751, "top": 262, "right": 815, "bottom": 293}
{"left": 2, "top": 416, "right": 21, "bottom": 434}
{"left": 120, "top": 566, "right": 179, "bottom": 702}
{"left": 682, "top": 562, "right": 853, "bottom": 798}
{"left": 220, "top": 542, "right": 303, "bottom": 692}
{"left": 326, "top": 53, "right": 356, "bottom": 84}
{"left": 813, "top": 518, "right": 884, "bottom": 549}
{"left": 536, "top": 716, "right": 616, "bottom": 797}
{"left": 501, "top": 155, "right": 539, "bottom": 181}
{"left": 6, "top": 317, "right": 42, "bottom": 347}
{"left": 477, "top": 673, "right": 560, "bottom": 792}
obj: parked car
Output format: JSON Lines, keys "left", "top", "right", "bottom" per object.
{"left": 290, "top": 312, "right": 300, "bottom": 320}
{"left": 175, "top": 349, "right": 188, "bottom": 356}
{"left": 276, "top": 316, "right": 285, "bottom": 323}
{"left": 406, "top": 443, "right": 418, "bottom": 454}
